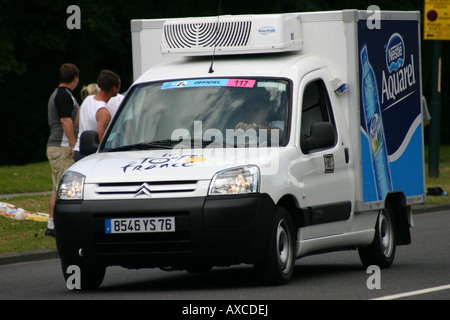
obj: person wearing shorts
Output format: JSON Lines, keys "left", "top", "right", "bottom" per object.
{"left": 46, "top": 63, "right": 80, "bottom": 237}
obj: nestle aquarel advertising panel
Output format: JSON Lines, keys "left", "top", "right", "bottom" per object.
{"left": 358, "top": 19, "right": 423, "bottom": 202}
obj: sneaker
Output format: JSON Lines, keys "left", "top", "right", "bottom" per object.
{"left": 45, "top": 228, "right": 55, "bottom": 237}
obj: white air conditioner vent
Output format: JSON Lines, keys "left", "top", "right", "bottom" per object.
{"left": 161, "top": 14, "right": 302, "bottom": 56}
{"left": 163, "top": 16, "right": 252, "bottom": 50}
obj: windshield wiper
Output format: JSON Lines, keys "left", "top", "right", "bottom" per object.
{"left": 109, "top": 139, "right": 179, "bottom": 152}
{"left": 108, "top": 137, "right": 237, "bottom": 152}
{"left": 190, "top": 138, "right": 237, "bottom": 148}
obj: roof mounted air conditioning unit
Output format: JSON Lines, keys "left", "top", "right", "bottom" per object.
{"left": 161, "top": 14, "right": 302, "bottom": 56}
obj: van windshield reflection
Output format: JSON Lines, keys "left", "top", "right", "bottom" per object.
{"left": 102, "top": 78, "right": 290, "bottom": 151}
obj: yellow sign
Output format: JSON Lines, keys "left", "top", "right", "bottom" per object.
{"left": 185, "top": 157, "right": 206, "bottom": 163}
{"left": 424, "top": 0, "right": 450, "bottom": 40}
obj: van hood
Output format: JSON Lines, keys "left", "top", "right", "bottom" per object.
{"left": 70, "top": 148, "right": 280, "bottom": 184}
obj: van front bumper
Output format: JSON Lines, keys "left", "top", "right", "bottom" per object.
{"left": 54, "top": 193, "right": 275, "bottom": 269}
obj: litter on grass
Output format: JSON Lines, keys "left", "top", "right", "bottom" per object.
{"left": 0, "top": 201, "right": 49, "bottom": 222}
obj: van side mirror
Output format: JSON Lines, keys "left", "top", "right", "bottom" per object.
{"left": 304, "top": 122, "right": 336, "bottom": 152}
{"left": 80, "top": 130, "right": 99, "bottom": 156}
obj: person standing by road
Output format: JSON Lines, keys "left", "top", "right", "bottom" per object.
{"left": 46, "top": 63, "right": 80, "bottom": 237}
{"left": 74, "top": 70, "right": 121, "bottom": 161}
{"left": 80, "top": 83, "right": 100, "bottom": 102}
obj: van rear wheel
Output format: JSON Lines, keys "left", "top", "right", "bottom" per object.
{"left": 255, "top": 206, "right": 295, "bottom": 285}
{"left": 358, "top": 207, "right": 396, "bottom": 269}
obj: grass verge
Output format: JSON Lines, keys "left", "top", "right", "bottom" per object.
{"left": 424, "top": 162, "right": 450, "bottom": 204}
{"left": 0, "top": 162, "right": 53, "bottom": 194}
{"left": 0, "top": 214, "right": 55, "bottom": 253}
{"left": 0, "top": 162, "right": 54, "bottom": 254}
{"left": 0, "top": 193, "right": 54, "bottom": 253}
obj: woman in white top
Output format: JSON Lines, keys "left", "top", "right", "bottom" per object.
{"left": 74, "top": 70, "right": 121, "bottom": 161}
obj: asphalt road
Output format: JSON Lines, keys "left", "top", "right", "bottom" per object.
{"left": 1, "top": 210, "right": 449, "bottom": 304}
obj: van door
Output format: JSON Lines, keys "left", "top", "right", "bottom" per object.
{"left": 296, "top": 73, "right": 354, "bottom": 239}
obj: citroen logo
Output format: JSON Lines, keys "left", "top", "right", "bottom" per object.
{"left": 134, "top": 183, "right": 152, "bottom": 198}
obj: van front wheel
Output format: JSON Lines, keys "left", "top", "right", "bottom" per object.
{"left": 255, "top": 206, "right": 295, "bottom": 285}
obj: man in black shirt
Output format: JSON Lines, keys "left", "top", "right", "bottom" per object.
{"left": 46, "top": 63, "right": 80, "bottom": 237}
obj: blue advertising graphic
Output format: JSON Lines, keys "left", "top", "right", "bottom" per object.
{"left": 358, "top": 19, "right": 423, "bottom": 202}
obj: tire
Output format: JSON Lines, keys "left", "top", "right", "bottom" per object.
{"left": 255, "top": 206, "right": 295, "bottom": 285}
{"left": 358, "top": 207, "right": 396, "bottom": 269}
{"left": 61, "top": 261, "right": 106, "bottom": 290}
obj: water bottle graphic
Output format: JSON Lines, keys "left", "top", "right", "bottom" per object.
{"left": 361, "top": 46, "right": 393, "bottom": 200}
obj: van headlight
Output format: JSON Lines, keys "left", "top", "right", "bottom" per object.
{"left": 57, "top": 171, "right": 85, "bottom": 200}
{"left": 208, "top": 166, "right": 260, "bottom": 195}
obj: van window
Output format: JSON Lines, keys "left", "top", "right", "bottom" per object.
{"left": 102, "top": 78, "right": 290, "bottom": 151}
{"left": 300, "top": 80, "right": 336, "bottom": 153}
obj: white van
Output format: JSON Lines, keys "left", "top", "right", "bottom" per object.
{"left": 55, "top": 10, "right": 425, "bottom": 289}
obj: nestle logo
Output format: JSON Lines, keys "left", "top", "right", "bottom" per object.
{"left": 385, "top": 33, "right": 405, "bottom": 73}
{"left": 258, "top": 26, "right": 276, "bottom": 35}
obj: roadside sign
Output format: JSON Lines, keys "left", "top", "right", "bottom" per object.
{"left": 424, "top": 0, "right": 450, "bottom": 40}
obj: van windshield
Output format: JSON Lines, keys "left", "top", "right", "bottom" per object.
{"left": 102, "top": 78, "right": 290, "bottom": 151}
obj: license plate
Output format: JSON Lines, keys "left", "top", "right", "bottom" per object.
{"left": 105, "top": 217, "right": 175, "bottom": 234}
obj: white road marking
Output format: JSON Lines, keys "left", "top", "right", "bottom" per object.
{"left": 372, "top": 284, "right": 450, "bottom": 300}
